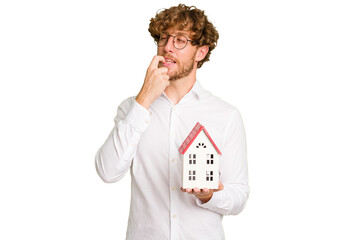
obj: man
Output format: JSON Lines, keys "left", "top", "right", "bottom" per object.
{"left": 95, "top": 4, "right": 249, "bottom": 240}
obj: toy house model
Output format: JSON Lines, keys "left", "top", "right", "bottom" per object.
{"left": 179, "top": 122, "right": 222, "bottom": 189}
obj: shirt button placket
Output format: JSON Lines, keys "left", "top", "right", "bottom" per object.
{"left": 169, "top": 105, "right": 178, "bottom": 239}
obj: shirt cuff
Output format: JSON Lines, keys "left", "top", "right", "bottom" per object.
{"left": 124, "top": 100, "right": 151, "bottom": 133}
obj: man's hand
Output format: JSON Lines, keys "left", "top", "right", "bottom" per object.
{"left": 180, "top": 182, "right": 224, "bottom": 204}
{"left": 135, "top": 56, "right": 170, "bottom": 109}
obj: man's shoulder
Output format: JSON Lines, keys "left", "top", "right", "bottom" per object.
{"left": 204, "top": 90, "right": 240, "bottom": 114}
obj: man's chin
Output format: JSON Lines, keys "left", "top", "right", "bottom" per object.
{"left": 169, "top": 77, "right": 178, "bottom": 81}
{"left": 167, "top": 70, "right": 180, "bottom": 81}
{"left": 168, "top": 73, "right": 182, "bottom": 81}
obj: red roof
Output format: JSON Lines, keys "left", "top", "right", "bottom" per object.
{"left": 178, "top": 122, "right": 222, "bottom": 155}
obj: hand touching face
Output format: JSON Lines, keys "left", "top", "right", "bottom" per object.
{"left": 135, "top": 55, "right": 170, "bottom": 109}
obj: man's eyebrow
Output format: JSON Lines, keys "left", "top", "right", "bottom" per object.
{"left": 163, "top": 31, "right": 190, "bottom": 36}
{"left": 175, "top": 31, "right": 190, "bottom": 34}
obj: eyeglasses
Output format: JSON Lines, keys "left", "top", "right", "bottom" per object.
{"left": 156, "top": 33, "right": 194, "bottom": 50}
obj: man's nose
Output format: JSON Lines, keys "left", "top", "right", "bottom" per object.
{"left": 164, "top": 36, "right": 175, "bottom": 52}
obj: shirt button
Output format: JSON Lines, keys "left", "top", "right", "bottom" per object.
{"left": 172, "top": 214, "right": 176, "bottom": 218}
{"left": 171, "top": 186, "right": 176, "bottom": 191}
{"left": 171, "top": 158, "right": 175, "bottom": 163}
{"left": 145, "top": 120, "right": 149, "bottom": 124}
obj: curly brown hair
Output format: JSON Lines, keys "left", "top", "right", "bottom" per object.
{"left": 148, "top": 4, "right": 219, "bottom": 68}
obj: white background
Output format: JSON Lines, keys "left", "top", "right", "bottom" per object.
{"left": 1, "top": 0, "right": 358, "bottom": 239}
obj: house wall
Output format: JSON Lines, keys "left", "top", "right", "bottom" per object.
{"left": 182, "top": 131, "right": 220, "bottom": 189}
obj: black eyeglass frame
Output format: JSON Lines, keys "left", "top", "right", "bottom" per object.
{"left": 156, "top": 33, "right": 194, "bottom": 50}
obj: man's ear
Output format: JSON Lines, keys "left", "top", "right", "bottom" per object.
{"left": 195, "top": 45, "right": 209, "bottom": 62}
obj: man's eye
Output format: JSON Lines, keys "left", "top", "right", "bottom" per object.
{"left": 177, "top": 38, "right": 185, "bottom": 43}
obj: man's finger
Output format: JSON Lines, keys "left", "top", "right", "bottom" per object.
{"left": 202, "top": 188, "right": 209, "bottom": 193}
{"left": 149, "top": 55, "right": 165, "bottom": 69}
{"left": 157, "top": 67, "right": 168, "bottom": 74}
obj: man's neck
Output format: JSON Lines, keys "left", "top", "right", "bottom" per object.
{"left": 164, "top": 72, "right": 196, "bottom": 105}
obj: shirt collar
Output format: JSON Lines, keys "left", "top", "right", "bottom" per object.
{"left": 160, "top": 80, "right": 207, "bottom": 105}
{"left": 189, "top": 80, "right": 207, "bottom": 100}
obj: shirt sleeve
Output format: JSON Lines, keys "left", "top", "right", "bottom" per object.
{"left": 195, "top": 109, "right": 249, "bottom": 215}
{"left": 95, "top": 97, "right": 151, "bottom": 183}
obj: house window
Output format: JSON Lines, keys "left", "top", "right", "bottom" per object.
{"left": 196, "top": 143, "right": 206, "bottom": 148}
{"left": 206, "top": 154, "right": 214, "bottom": 164}
{"left": 206, "top": 171, "right": 214, "bottom": 181}
{"left": 189, "top": 170, "right": 196, "bottom": 181}
{"left": 189, "top": 154, "right": 196, "bottom": 164}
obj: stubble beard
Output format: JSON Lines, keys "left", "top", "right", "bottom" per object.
{"left": 168, "top": 54, "right": 196, "bottom": 81}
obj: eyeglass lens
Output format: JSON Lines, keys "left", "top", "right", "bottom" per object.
{"left": 158, "top": 34, "right": 189, "bottom": 49}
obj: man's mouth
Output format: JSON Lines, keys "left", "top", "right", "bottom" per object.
{"left": 164, "top": 57, "right": 176, "bottom": 64}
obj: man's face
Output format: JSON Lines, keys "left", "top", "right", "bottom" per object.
{"left": 157, "top": 29, "right": 198, "bottom": 81}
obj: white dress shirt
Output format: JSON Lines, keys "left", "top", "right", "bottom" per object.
{"left": 95, "top": 81, "right": 249, "bottom": 240}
